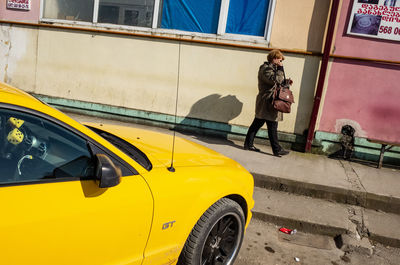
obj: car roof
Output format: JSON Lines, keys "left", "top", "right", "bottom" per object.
{"left": 0, "top": 82, "right": 44, "bottom": 108}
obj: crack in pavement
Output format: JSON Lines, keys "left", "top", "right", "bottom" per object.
{"left": 340, "top": 161, "right": 370, "bottom": 241}
{"left": 340, "top": 160, "right": 366, "bottom": 193}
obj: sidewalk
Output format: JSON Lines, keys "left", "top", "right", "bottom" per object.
{"left": 68, "top": 112, "right": 400, "bottom": 247}
{"left": 193, "top": 134, "right": 400, "bottom": 214}
{"left": 180, "top": 130, "right": 400, "bottom": 248}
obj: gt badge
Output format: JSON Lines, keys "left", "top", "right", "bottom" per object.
{"left": 162, "top": 221, "right": 176, "bottom": 230}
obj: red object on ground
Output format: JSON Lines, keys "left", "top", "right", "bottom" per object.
{"left": 279, "top": 227, "right": 293, "bottom": 234}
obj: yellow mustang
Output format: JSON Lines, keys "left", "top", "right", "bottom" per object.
{"left": 0, "top": 82, "right": 254, "bottom": 265}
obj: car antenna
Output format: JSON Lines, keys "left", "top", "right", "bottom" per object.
{"left": 168, "top": 42, "right": 181, "bottom": 173}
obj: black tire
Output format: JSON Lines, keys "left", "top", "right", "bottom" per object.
{"left": 178, "top": 198, "right": 245, "bottom": 265}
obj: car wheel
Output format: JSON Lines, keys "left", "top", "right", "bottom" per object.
{"left": 178, "top": 198, "right": 245, "bottom": 265}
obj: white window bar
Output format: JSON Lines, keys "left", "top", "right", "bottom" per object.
{"left": 265, "top": 0, "right": 276, "bottom": 44}
{"left": 152, "top": 0, "right": 161, "bottom": 29}
{"left": 39, "top": 0, "right": 44, "bottom": 19}
{"left": 93, "top": 0, "right": 100, "bottom": 23}
{"left": 217, "top": 0, "right": 230, "bottom": 35}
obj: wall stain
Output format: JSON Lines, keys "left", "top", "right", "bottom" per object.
{"left": 2, "top": 26, "right": 12, "bottom": 83}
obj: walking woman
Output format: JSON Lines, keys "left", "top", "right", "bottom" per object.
{"left": 244, "top": 49, "right": 293, "bottom": 157}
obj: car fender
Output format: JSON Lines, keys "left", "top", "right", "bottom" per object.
{"left": 141, "top": 165, "right": 254, "bottom": 265}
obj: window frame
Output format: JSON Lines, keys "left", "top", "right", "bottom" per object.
{"left": 39, "top": 0, "right": 276, "bottom": 44}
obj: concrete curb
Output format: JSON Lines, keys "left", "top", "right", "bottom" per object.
{"left": 251, "top": 188, "right": 400, "bottom": 248}
{"left": 252, "top": 211, "right": 348, "bottom": 237}
{"left": 252, "top": 172, "right": 400, "bottom": 215}
{"left": 253, "top": 210, "right": 399, "bottom": 248}
{"left": 364, "top": 209, "right": 400, "bottom": 248}
{"left": 365, "top": 192, "right": 400, "bottom": 216}
{"left": 369, "top": 233, "right": 400, "bottom": 248}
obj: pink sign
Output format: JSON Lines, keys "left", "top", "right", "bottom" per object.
{"left": 6, "top": 0, "right": 31, "bottom": 11}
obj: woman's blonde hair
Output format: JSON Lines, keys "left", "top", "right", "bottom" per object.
{"left": 267, "top": 49, "right": 285, "bottom": 63}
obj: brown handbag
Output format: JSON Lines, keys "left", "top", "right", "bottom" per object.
{"left": 273, "top": 84, "right": 294, "bottom": 113}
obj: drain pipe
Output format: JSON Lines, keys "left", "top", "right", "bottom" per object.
{"left": 305, "top": 0, "right": 341, "bottom": 152}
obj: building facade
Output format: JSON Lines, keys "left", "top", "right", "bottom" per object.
{"left": 317, "top": 0, "right": 400, "bottom": 163}
{"left": 0, "top": 0, "right": 399, "bottom": 164}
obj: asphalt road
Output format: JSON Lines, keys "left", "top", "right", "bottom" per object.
{"left": 236, "top": 219, "right": 400, "bottom": 265}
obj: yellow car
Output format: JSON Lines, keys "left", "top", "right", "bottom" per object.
{"left": 0, "top": 82, "right": 254, "bottom": 265}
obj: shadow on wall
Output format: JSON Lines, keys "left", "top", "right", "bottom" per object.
{"left": 293, "top": 54, "right": 320, "bottom": 144}
{"left": 307, "top": 0, "right": 331, "bottom": 53}
{"left": 292, "top": 0, "right": 330, "bottom": 149}
{"left": 174, "top": 94, "right": 243, "bottom": 146}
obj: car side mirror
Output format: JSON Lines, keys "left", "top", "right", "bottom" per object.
{"left": 95, "top": 154, "right": 121, "bottom": 188}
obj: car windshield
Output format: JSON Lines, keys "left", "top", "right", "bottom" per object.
{"left": 87, "top": 126, "right": 152, "bottom": 171}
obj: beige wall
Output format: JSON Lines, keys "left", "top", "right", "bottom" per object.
{"left": 35, "top": 30, "right": 179, "bottom": 115}
{"left": 270, "top": 0, "right": 331, "bottom": 52}
{"left": 1, "top": 26, "right": 321, "bottom": 135}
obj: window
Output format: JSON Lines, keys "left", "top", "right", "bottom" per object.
{"left": 98, "top": 0, "right": 155, "bottom": 27}
{"left": 226, "top": 0, "right": 270, "bottom": 36}
{"left": 41, "top": 0, "right": 273, "bottom": 40}
{"left": 161, "top": 0, "right": 221, "bottom": 34}
{"left": 0, "top": 109, "right": 94, "bottom": 185}
{"left": 43, "top": 0, "right": 95, "bottom": 22}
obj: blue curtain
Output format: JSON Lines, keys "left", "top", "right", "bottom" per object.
{"left": 226, "top": 0, "right": 270, "bottom": 36}
{"left": 161, "top": 0, "right": 221, "bottom": 34}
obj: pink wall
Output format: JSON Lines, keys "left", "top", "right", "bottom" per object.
{"left": 319, "top": 0, "right": 400, "bottom": 143}
{"left": 0, "top": 1, "right": 40, "bottom": 22}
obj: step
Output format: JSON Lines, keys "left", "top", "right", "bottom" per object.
{"left": 364, "top": 209, "right": 400, "bottom": 248}
{"left": 252, "top": 187, "right": 400, "bottom": 248}
{"left": 252, "top": 172, "right": 364, "bottom": 208}
{"left": 252, "top": 162, "right": 400, "bottom": 215}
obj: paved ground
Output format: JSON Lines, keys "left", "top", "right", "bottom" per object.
{"left": 236, "top": 219, "right": 400, "bottom": 265}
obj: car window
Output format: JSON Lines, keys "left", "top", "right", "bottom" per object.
{"left": 0, "top": 108, "right": 95, "bottom": 185}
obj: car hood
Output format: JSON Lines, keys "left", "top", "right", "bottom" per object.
{"left": 85, "top": 123, "right": 238, "bottom": 169}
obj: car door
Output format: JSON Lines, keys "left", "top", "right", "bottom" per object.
{"left": 0, "top": 107, "right": 153, "bottom": 265}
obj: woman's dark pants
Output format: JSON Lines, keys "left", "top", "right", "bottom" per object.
{"left": 244, "top": 117, "right": 281, "bottom": 154}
